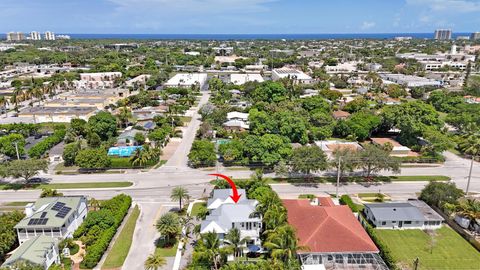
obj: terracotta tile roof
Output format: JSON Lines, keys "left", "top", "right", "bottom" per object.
{"left": 370, "top": 137, "right": 402, "bottom": 147}
{"left": 332, "top": 110, "right": 351, "bottom": 119}
{"left": 283, "top": 198, "right": 378, "bottom": 254}
{"left": 326, "top": 144, "right": 360, "bottom": 152}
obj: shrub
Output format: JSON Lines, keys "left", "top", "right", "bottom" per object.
{"left": 28, "top": 128, "right": 66, "bottom": 158}
{"left": 339, "top": 195, "right": 358, "bottom": 212}
{"left": 75, "top": 194, "right": 131, "bottom": 269}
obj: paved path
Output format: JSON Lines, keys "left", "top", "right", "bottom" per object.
{"left": 160, "top": 91, "right": 210, "bottom": 170}
{"left": 123, "top": 203, "right": 169, "bottom": 270}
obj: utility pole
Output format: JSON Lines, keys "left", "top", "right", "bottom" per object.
{"left": 13, "top": 141, "right": 20, "bottom": 160}
{"left": 466, "top": 155, "right": 475, "bottom": 195}
{"left": 336, "top": 157, "right": 342, "bottom": 198}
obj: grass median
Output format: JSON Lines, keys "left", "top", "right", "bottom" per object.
{"left": 0, "top": 181, "right": 133, "bottom": 190}
{"left": 102, "top": 205, "right": 140, "bottom": 269}
{"left": 215, "top": 175, "right": 451, "bottom": 185}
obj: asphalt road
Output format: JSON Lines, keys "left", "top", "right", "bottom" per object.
{"left": 1, "top": 90, "right": 479, "bottom": 270}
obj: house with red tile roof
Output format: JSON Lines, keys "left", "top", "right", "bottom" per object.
{"left": 283, "top": 197, "right": 388, "bottom": 270}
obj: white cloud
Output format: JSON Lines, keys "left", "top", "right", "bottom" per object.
{"left": 360, "top": 21, "right": 376, "bottom": 30}
{"left": 406, "top": 0, "right": 480, "bottom": 13}
{"left": 107, "top": 0, "right": 276, "bottom": 13}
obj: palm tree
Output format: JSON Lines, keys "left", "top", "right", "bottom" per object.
{"left": 225, "top": 228, "right": 250, "bottom": 258}
{"left": 156, "top": 212, "right": 181, "bottom": 242}
{"left": 0, "top": 96, "right": 9, "bottom": 117}
{"left": 197, "top": 232, "right": 224, "bottom": 270}
{"left": 130, "top": 148, "right": 149, "bottom": 167}
{"left": 144, "top": 253, "right": 166, "bottom": 270}
{"left": 456, "top": 198, "right": 480, "bottom": 222}
{"left": 89, "top": 198, "right": 101, "bottom": 211}
{"left": 264, "top": 225, "right": 305, "bottom": 264}
{"left": 263, "top": 205, "right": 287, "bottom": 233}
{"left": 170, "top": 186, "right": 190, "bottom": 210}
{"left": 117, "top": 106, "right": 132, "bottom": 128}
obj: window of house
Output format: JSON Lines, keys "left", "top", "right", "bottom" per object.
{"left": 381, "top": 221, "right": 386, "bottom": 225}
{"left": 404, "top": 221, "right": 412, "bottom": 225}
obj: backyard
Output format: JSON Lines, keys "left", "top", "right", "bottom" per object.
{"left": 375, "top": 226, "right": 480, "bottom": 270}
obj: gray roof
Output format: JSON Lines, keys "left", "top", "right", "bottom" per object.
{"left": 15, "top": 196, "right": 86, "bottom": 229}
{"left": 1, "top": 235, "right": 56, "bottom": 267}
{"left": 365, "top": 202, "right": 426, "bottom": 221}
{"left": 207, "top": 189, "right": 247, "bottom": 209}
{"left": 201, "top": 199, "right": 260, "bottom": 233}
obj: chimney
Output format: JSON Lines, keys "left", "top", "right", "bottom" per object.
{"left": 25, "top": 203, "right": 36, "bottom": 217}
{"left": 310, "top": 198, "right": 319, "bottom": 206}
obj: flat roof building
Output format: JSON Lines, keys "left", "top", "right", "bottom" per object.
{"left": 230, "top": 74, "right": 264, "bottom": 85}
{"left": 272, "top": 68, "right": 313, "bottom": 84}
{"left": 19, "top": 106, "right": 97, "bottom": 123}
{"left": 434, "top": 29, "right": 452, "bottom": 40}
{"left": 164, "top": 73, "right": 208, "bottom": 89}
{"left": 380, "top": 74, "right": 442, "bottom": 88}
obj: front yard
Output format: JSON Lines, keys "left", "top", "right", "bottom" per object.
{"left": 375, "top": 226, "right": 480, "bottom": 270}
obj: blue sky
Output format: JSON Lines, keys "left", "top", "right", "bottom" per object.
{"left": 1, "top": 0, "right": 479, "bottom": 34}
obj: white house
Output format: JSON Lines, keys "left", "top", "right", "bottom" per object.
{"left": 364, "top": 200, "right": 443, "bottom": 230}
{"left": 230, "top": 74, "right": 264, "bottom": 85}
{"left": 1, "top": 235, "right": 60, "bottom": 270}
{"left": 15, "top": 196, "right": 88, "bottom": 244}
{"left": 272, "top": 68, "right": 313, "bottom": 84}
{"left": 202, "top": 189, "right": 262, "bottom": 246}
{"left": 164, "top": 73, "right": 208, "bottom": 89}
{"left": 227, "top": 112, "right": 249, "bottom": 122}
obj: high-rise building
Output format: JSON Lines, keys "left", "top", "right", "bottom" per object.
{"left": 44, "top": 31, "right": 55, "bottom": 40}
{"left": 6, "top": 32, "right": 25, "bottom": 41}
{"left": 471, "top": 32, "right": 480, "bottom": 41}
{"left": 30, "top": 31, "right": 41, "bottom": 40}
{"left": 434, "top": 29, "right": 452, "bottom": 40}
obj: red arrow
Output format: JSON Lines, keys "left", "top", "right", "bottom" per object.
{"left": 209, "top": 173, "right": 242, "bottom": 203}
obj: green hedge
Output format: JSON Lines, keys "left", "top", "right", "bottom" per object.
{"left": 28, "top": 128, "right": 66, "bottom": 158}
{"left": 109, "top": 157, "right": 156, "bottom": 168}
{"left": 76, "top": 194, "right": 132, "bottom": 269}
{"left": 363, "top": 220, "right": 398, "bottom": 269}
{"left": 340, "top": 195, "right": 359, "bottom": 212}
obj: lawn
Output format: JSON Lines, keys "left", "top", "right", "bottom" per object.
{"left": 375, "top": 227, "right": 480, "bottom": 270}
{"left": 102, "top": 205, "right": 140, "bottom": 269}
{"left": 155, "top": 239, "right": 178, "bottom": 257}
{"left": 0, "top": 182, "right": 133, "bottom": 190}
{"left": 190, "top": 202, "right": 206, "bottom": 217}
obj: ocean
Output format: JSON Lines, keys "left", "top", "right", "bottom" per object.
{"left": 62, "top": 33, "right": 471, "bottom": 40}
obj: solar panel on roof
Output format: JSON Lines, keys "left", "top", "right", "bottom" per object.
{"left": 52, "top": 202, "right": 66, "bottom": 211}
{"left": 55, "top": 206, "right": 71, "bottom": 218}
{"left": 39, "top": 218, "right": 48, "bottom": 225}
{"left": 40, "top": 212, "right": 47, "bottom": 218}
{"left": 28, "top": 219, "right": 36, "bottom": 225}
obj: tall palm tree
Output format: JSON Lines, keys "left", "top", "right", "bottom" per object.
{"left": 170, "top": 186, "right": 190, "bottom": 210}
{"left": 156, "top": 212, "right": 181, "bottom": 242}
{"left": 0, "top": 96, "right": 9, "bottom": 117}
{"left": 225, "top": 228, "right": 250, "bottom": 258}
{"left": 144, "top": 253, "right": 166, "bottom": 270}
{"left": 117, "top": 106, "right": 132, "bottom": 128}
